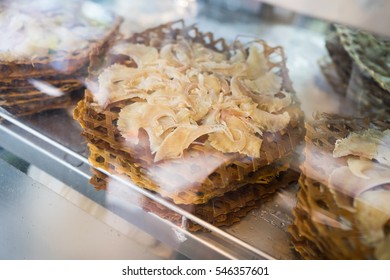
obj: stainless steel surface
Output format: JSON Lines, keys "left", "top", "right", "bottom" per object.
{"left": 0, "top": 4, "right": 342, "bottom": 259}
{"left": 0, "top": 158, "right": 176, "bottom": 259}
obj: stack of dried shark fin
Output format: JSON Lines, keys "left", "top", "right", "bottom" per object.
{"left": 0, "top": 1, "right": 122, "bottom": 116}
{"left": 290, "top": 113, "right": 390, "bottom": 259}
{"left": 74, "top": 20, "right": 304, "bottom": 230}
{"left": 320, "top": 25, "right": 390, "bottom": 116}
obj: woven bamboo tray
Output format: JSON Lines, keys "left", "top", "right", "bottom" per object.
{"left": 74, "top": 20, "right": 304, "bottom": 206}
{"left": 321, "top": 27, "right": 390, "bottom": 116}
{"left": 91, "top": 167, "right": 299, "bottom": 232}
{"left": 290, "top": 114, "right": 390, "bottom": 259}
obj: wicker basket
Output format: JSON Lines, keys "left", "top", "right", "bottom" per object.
{"left": 290, "top": 114, "right": 390, "bottom": 259}
{"left": 74, "top": 20, "right": 304, "bottom": 206}
{"left": 91, "top": 167, "right": 299, "bottom": 231}
{"left": 74, "top": 21, "right": 303, "bottom": 211}
{"left": 322, "top": 27, "right": 390, "bottom": 116}
{"left": 86, "top": 138, "right": 292, "bottom": 204}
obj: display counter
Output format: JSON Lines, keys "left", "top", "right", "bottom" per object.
{"left": 1, "top": 0, "right": 389, "bottom": 260}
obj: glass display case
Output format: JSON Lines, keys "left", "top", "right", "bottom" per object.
{"left": 0, "top": 0, "right": 389, "bottom": 260}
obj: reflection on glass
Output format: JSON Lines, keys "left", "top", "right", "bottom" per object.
{"left": 0, "top": 0, "right": 389, "bottom": 260}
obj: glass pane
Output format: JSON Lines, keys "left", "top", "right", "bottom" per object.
{"left": 0, "top": 0, "right": 388, "bottom": 260}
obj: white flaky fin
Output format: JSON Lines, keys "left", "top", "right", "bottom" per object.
{"left": 111, "top": 43, "right": 159, "bottom": 67}
{"left": 101, "top": 39, "right": 292, "bottom": 160}
{"left": 333, "top": 129, "right": 390, "bottom": 167}
{"left": 154, "top": 125, "right": 225, "bottom": 162}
